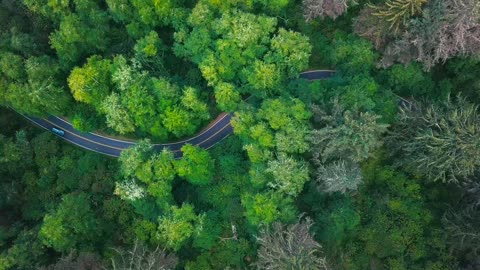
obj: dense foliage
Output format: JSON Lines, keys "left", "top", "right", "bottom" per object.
{"left": 1, "top": 0, "right": 480, "bottom": 269}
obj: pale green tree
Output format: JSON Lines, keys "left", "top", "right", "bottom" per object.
{"left": 316, "top": 160, "right": 363, "bottom": 194}
{"left": 303, "top": 0, "right": 357, "bottom": 20}
{"left": 114, "top": 179, "right": 146, "bottom": 201}
{"left": 101, "top": 93, "right": 135, "bottom": 134}
{"left": 266, "top": 154, "right": 310, "bottom": 197}
{"left": 255, "top": 218, "right": 329, "bottom": 270}
{"left": 311, "top": 107, "right": 388, "bottom": 163}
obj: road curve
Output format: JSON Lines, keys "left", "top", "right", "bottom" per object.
{"left": 18, "top": 70, "right": 335, "bottom": 158}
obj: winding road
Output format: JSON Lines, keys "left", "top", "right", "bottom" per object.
{"left": 19, "top": 70, "right": 335, "bottom": 158}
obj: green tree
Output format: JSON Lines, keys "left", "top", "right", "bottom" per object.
{"left": 119, "top": 140, "right": 153, "bottom": 177}
{"left": 191, "top": 211, "right": 222, "bottom": 250}
{"left": 121, "top": 76, "right": 168, "bottom": 139}
{"left": 24, "top": 56, "right": 71, "bottom": 112}
{"left": 175, "top": 144, "right": 214, "bottom": 185}
{"left": 258, "top": 98, "right": 312, "bottom": 131}
{"left": 244, "top": 60, "right": 282, "bottom": 96}
{"left": 232, "top": 97, "right": 313, "bottom": 160}
{"left": 134, "top": 31, "right": 166, "bottom": 73}
{"left": 156, "top": 204, "right": 204, "bottom": 251}
{"left": 313, "top": 197, "right": 361, "bottom": 256}
{"left": 383, "top": 63, "right": 434, "bottom": 97}
{"left": 68, "top": 55, "right": 112, "bottom": 106}
{"left": 214, "top": 82, "right": 241, "bottom": 112}
{"left": 241, "top": 191, "right": 297, "bottom": 226}
{"left": 39, "top": 193, "right": 101, "bottom": 252}
{"left": 0, "top": 54, "right": 71, "bottom": 116}
{"left": 330, "top": 33, "right": 377, "bottom": 75}
{"left": 181, "top": 87, "right": 210, "bottom": 121}
{"left": 348, "top": 158, "right": 456, "bottom": 269}
{"left": 50, "top": 12, "right": 110, "bottom": 67}
{"left": 184, "top": 239, "right": 253, "bottom": 270}
{"left": 174, "top": 6, "right": 310, "bottom": 97}
{"left": 162, "top": 106, "right": 196, "bottom": 137}
{"left": 0, "top": 230, "right": 46, "bottom": 270}
{"left": 152, "top": 149, "right": 176, "bottom": 183}
{"left": 136, "top": 149, "right": 176, "bottom": 210}
{"left": 129, "top": 0, "right": 177, "bottom": 27}
{"left": 0, "top": 52, "right": 24, "bottom": 81}
{"left": 266, "top": 28, "right": 312, "bottom": 78}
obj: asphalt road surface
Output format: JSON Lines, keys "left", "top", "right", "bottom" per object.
{"left": 19, "top": 70, "right": 335, "bottom": 158}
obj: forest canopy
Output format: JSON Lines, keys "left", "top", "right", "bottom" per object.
{"left": 1, "top": 0, "right": 480, "bottom": 269}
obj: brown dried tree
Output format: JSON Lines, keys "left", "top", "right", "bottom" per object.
{"left": 411, "top": 0, "right": 480, "bottom": 70}
{"left": 303, "top": 0, "right": 357, "bottom": 21}
{"left": 355, "top": 0, "right": 480, "bottom": 70}
{"left": 354, "top": 6, "right": 392, "bottom": 49}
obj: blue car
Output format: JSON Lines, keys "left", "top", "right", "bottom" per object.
{"left": 51, "top": 127, "right": 65, "bottom": 136}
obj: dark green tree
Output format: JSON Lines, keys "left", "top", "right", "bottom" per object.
{"left": 39, "top": 193, "right": 102, "bottom": 252}
{"left": 388, "top": 96, "right": 480, "bottom": 183}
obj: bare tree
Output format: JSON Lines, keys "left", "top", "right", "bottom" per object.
{"left": 37, "top": 252, "right": 104, "bottom": 270}
{"left": 254, "top": 218, "right": 329, "bottom": 270}
{"left": 303, "top": 0, "right": 357, "bottom": 21}
{"left": 110, "top": 240, "right": 177, "bottom": 270}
